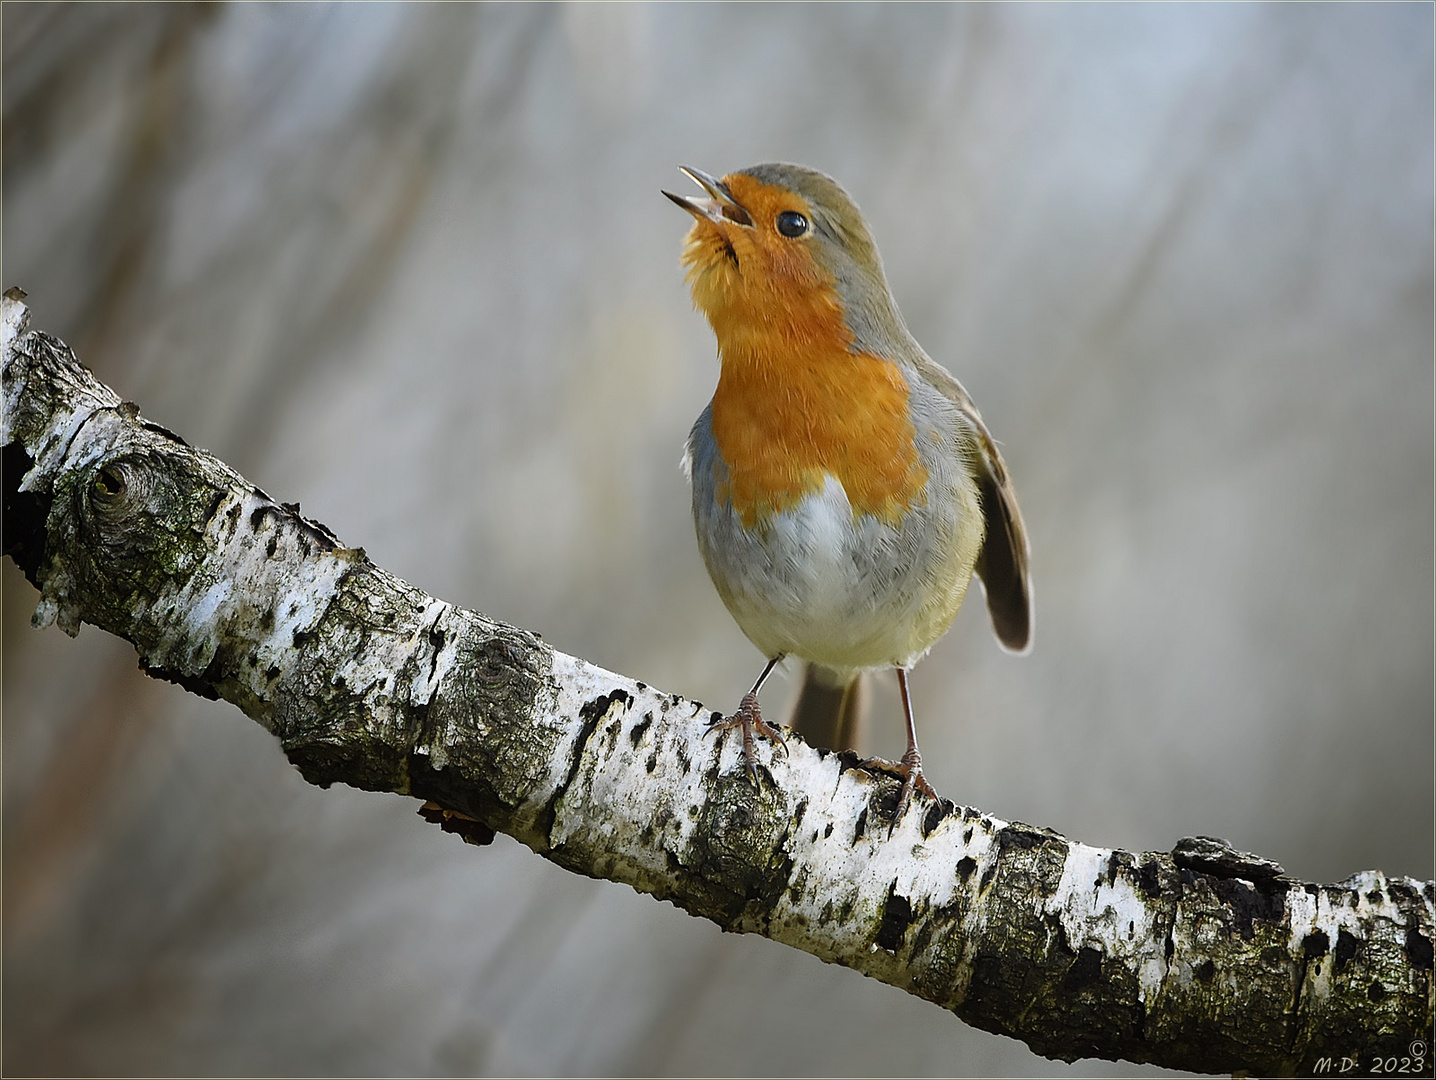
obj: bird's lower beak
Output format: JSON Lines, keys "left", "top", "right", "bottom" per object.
{"left": 663, "top": 166, "right": 753, "bottom": 227}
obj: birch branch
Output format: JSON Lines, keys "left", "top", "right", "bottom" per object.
{"left": 3, "top": 291, "right": 1431, "bottom": 1077}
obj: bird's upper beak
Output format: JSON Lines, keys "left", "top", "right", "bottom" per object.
{"left": 663, "top": 166, "right": 753, "bottom": 227}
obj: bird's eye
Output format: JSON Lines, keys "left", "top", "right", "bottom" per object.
{"left": 776, "top": 210, "right": 809, "bottom": 238}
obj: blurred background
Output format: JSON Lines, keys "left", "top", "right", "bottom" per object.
{"left": 3, "top": 4, "right": 1430, "bottom": 1076}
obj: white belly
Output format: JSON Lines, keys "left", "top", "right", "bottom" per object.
{"left": 699, "top": 473, "right": 974, "bottom": 672}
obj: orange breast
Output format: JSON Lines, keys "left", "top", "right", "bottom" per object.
{"left": 709, "top": 313, "right": 929, "bottom": 529}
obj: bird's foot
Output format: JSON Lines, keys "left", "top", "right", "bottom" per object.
{"left": 894, "top": 745, "right": 936, "bottom": 820}
{"left": 707, "top": 691, "right": 788, "bottom": 784}
{"left": 861, "top": 747, "right": 937, "bottom": 830}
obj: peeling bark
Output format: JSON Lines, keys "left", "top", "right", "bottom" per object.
{"left": 4, "top": 292, "right": 1431, "bottom": 1076}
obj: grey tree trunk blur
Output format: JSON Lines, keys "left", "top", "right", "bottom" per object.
{"left": 6, "top": 298, "right": 1430, "bottom": 1076}
{"left": 4, "top": 4, "right": 1431, "bottom": 1077}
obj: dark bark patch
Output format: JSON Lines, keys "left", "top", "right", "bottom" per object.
{"left": 922, "top": 798, "right": 954, "bottom": 838}
{"left": 202, "top": 487, "right": 226, "bottom": 526}
{"left": 426, "top": 620, "right": 447, "bottom": 683}
{"left": 1063, "top": 946, "right": 1103, "bottom": 990}
{"left": 579, "top": 688, "right": 633, "bottom": 726}
{"left": 979, "top": 861, "right": 998, "bottom": 892}
{"left": 1334, "top": 928, "right": 1363, "bottom": 972}
{"left": 629, "top": 712, "right": 653, "bottom": 747}
{"left": 1387, "top": 880, "right": 1418, "bottom": 904}
{"left": 1209, "top": 876, "right": 1288, "bottom": 942}
{"left": 990, "top": 823, "right": 1070, "bottom": 900}
{"left": 1138, "top": 859, "right": 1163, "bottom": 898}
{"left": 995, "top": 822, "right": 1051, "bottom": 851}
{"left": 1405, "top": 926, "right": 1433, "bottom": 969}
{"left": 876, "top": 886, "right": 913, "bottom": 952}
{"left": 1302, "top": 930, "right": 1329, "bottom": 959}
{"left": 3, "top": 441, "right": 49, "bottom": 585}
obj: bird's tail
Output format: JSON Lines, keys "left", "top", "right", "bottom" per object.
{"left": 790, "top": 664, "right": 864, "bottom": 752}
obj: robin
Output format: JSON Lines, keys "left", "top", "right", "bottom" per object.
{"left": 664, "top": 163, "right": 1031, "bottom": 817}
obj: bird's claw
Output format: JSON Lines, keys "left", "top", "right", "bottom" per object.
{"left": 862, "top": 748, "right": 937, "bottom": 833}
{"left": 707, "top": 692, "right": 787, "bottom": 785}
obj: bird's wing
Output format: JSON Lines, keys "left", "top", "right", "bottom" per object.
{"left": 914, "top": 355, "right": 1032, "bottom": 653}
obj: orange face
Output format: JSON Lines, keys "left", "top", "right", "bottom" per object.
{"left": 680, "top": 173, "right": 842, "bottom": 351}
{"left": 670, "top": 169, "right": 928, "bottom": 529}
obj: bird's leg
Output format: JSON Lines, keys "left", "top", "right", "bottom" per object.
{"left": 707, "top": 653, "right": 788, "bottom": 783}
{"left": 894, "top": 668, "right": 937, "bottom": 816}
{"left": 862, "top": 669, "right": 937, "bottom": 826}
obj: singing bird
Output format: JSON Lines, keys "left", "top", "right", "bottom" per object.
{"left": 665, "top": 163, "right": 1031, "bottom": 816}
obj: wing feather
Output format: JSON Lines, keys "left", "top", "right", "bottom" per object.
{"left": 914, "top": 355, "right": 1032, "bottom": 653}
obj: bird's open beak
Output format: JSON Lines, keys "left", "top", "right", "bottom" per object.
{"left": 663, "top": 166, "right": 753, "bottom": 227}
